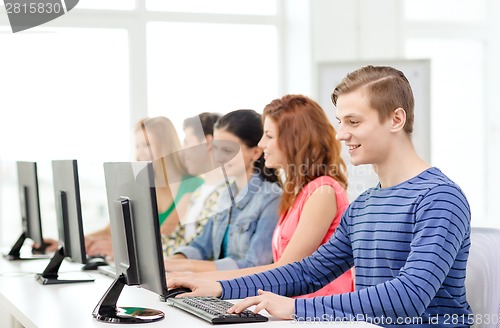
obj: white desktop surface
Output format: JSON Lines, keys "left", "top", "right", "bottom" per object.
{"left": 0, "top": 254, "right": 380, "bottom": 328}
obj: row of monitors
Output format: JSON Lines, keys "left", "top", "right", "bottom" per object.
{"left": 4, "top": 160, "right": 168, "bottom": 323}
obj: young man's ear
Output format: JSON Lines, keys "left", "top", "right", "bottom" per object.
{"left": 390, "top": 108, "right": 407, "bottom": 132}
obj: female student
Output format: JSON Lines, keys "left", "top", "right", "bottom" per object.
{"left": 171, "top": 94, "right": 354, "bottom": 297}
{"left": 164, "top": 109, "right": 282, "bottom": 272}
{"left": 86, "top": 116, "right": 203, "bottom": 257}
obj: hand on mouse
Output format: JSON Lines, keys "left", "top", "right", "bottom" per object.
{"left": 32, "top": 238, "right": 59, "bottom": 253}
{"left": 166, "top": 276, "right": 222, "bottom": 298}
{"left": 85, "top": 235, "right": 114, "bottom": 259}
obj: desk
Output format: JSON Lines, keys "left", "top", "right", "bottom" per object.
{"left": 0, "top": 255, "right": 380, "bottom": 328}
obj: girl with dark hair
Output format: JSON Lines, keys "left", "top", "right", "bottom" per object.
{"left": 164, "top": 109, "right": 282, "bottom": 272}
{"left": 168, "top": 95, "right": 354, "bottom": 297}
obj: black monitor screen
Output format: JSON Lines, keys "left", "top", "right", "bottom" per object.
{"left": 92, "top": 161, "right": 166, "bottom": 323}
{"left": 52, "top": 159, "right": 87, "bottom": 264}
{"left": 4, "top": 161, "right": 48, "bottom": 260}
{"left": 35, "top": 159, "right": 94, "bottom": 285}
{"left": 17, "top": 161, "right": 44, "bottom": 246}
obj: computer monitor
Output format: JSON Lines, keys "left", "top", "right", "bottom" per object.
{"left": 4, "top": 161, "right": 50, "bottom": 260}
{"left": 93, "top": 161, "right": 167, "bottom": 324}
{"left": 35, "top": 160, "right": 94, "bottom": 285}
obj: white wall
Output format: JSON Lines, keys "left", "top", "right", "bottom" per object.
{"left": 297, "top": 0, "right": 499, "bottom": 228}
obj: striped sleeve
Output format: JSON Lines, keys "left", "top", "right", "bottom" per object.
{"left": 294, "top": 184, "right": 470, "bottom": 322}
{"left": 219, "top": 216, "right": 353, "bottom": 299}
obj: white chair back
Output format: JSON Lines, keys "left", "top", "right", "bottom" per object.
{"left": 465, "top": 227, "right": 500, "bottom": 328}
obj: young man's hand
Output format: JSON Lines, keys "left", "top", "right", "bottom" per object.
{"left": 227, "top": 289, "right": 294, "bottom": 320}
{"left": 33, "top": 238, "right": 59, "bottom": 253}
{"left": 85, "top": 235, "right": 113, "bottom": 258}
{"left": 166, "top": 276, "right": 223, "bottom": 298}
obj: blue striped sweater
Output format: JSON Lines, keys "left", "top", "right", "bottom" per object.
{"left": 219, "top": 168, "right": 472, "bottom": 327}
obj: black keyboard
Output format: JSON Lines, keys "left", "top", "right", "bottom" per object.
{"left": 167, "top": 297, "right": 268, "bottom": 324}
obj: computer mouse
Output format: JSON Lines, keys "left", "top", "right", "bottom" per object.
{"left": 82, "top": 257, "right": 108, "bottom": 270}
{"left": 164, "top": 287, "right": 192, "bottom": 299}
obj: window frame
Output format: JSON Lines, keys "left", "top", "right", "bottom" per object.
{"left": 0, "top": 0, "right": 287, "bottom": 247}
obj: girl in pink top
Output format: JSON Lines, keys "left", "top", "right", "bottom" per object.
{"left": 272, "top": 175, "right": 353, "bottom": 297}
{"left": 168, "top": 94, "right": 354, "bottom": 297}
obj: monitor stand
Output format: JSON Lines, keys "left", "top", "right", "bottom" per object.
{"left": 3, "top": 232, "right": 51, "bottom": 261}
{"left": 35, "top": 247, "right": 94, "bottom": 285}
{"left": 93, "top": 274, "right": 164, "bottom": 323}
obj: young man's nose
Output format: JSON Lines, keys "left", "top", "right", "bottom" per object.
{"left": 336, "top": 126, "right": 349, "bottom": 141}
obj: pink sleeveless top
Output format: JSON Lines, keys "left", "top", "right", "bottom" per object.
{"left": 272, "top": 176, "right": 354, "bottom": 298}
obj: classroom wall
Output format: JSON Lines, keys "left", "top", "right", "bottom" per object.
{"left": 301, "top": 0, "right": 500, "bottom": 228}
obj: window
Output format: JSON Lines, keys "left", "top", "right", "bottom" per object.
{"left": 404, "top": 0, "right": 486, "bottom": 23}
{"left": 147, "top": 22, "right": 279, "bottom": 130}
{"left": 0, "top": 28, "right": 130, "bottom": 242}
{"left": 0, "top": 4, "right": 283, "bottom": 246}
{"left": 146, "top": 0, "right": 276, "bottom": 15}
